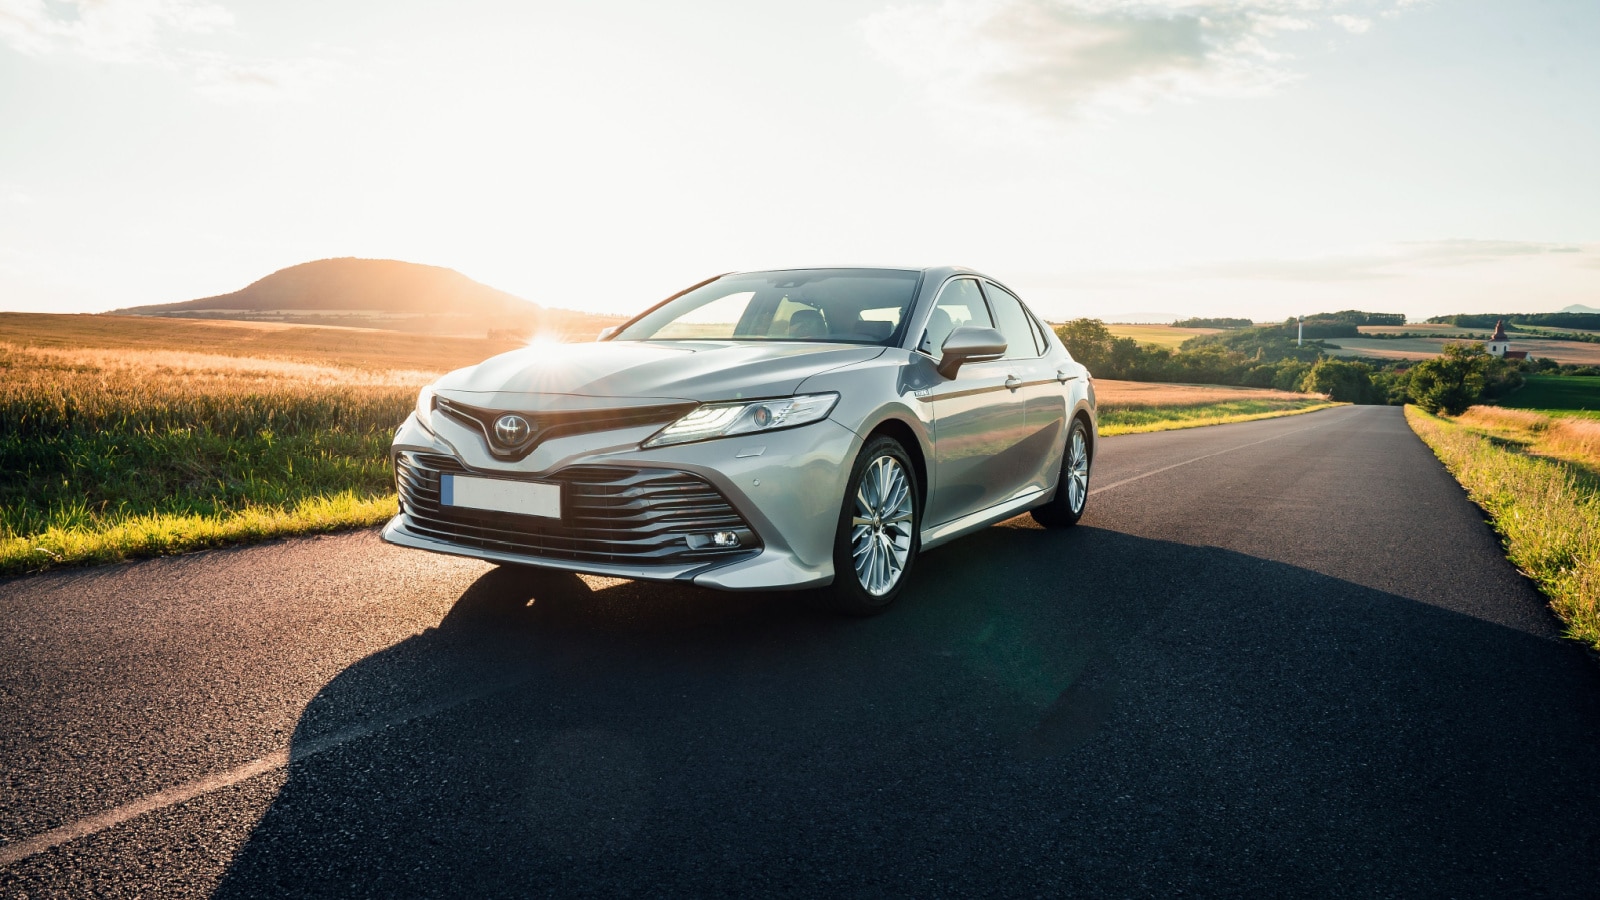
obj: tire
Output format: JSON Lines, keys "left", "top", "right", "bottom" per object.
{"left": 828, "top": 436, "right": 921, "bottom": 615}
{"left": 1031, "top": 417, "right": 1092, "bottom": 528}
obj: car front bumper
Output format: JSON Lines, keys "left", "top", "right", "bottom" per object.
{"left": 381, "top": 410, "right": 864, "bottom": 590}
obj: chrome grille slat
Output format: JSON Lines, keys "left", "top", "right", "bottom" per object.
{"left": 395, "top": 453, "right": 757, "bottom": 566}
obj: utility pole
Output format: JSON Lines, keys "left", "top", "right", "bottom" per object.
{"left": 1297, "top": 315, "right": 1303, "bottom": 347}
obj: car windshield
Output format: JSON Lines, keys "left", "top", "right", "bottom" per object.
{"left": 612, "top": 268, "right": 921, "bottom": 345}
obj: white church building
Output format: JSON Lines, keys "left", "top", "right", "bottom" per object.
{"left": 1485, "top": 320, "right": 1528, "bottom": 360}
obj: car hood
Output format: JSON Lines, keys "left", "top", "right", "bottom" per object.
{"left": 434, "top": 340, "right": 886, "bottom": 404}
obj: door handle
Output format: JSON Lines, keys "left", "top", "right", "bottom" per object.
{"left": 1005, "top": 376, "right": 1022, "bottom": 391}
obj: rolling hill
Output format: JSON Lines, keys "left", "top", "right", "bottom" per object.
{"left": 111, "top": 258, "right": 624, "bottom": 339}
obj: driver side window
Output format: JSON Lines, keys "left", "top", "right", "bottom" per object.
{"left": 982, "top": 282, "right": 1041, "bottom": 360}
{"left": 920, "top": 278, "right": 993, "bottom": 354}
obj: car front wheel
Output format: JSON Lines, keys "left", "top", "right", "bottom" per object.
{"left": 1031, "top": 417, "right": 1091, "bottom": 528}
{"left": 829, "top": 436, "right": 920, "bottom": 615}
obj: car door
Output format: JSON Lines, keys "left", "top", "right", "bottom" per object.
{"left": 981, "top": 280, "right": 1067, "bottom": 495}
{"left": 921, "top": 277, "right": 1031, "bottom": 527}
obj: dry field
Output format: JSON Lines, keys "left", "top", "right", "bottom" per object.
{"left": 1095, "top": 380, "right": 1313, "bottom": 407}
{"left": 0, "top": 313, "right": 529, "bottom": 373}
{"left": 1329, "top": 336, "right": 1600, "bottom": 365}
{"left": 1102, "top": 324, "right": 1223, "bottom": 348}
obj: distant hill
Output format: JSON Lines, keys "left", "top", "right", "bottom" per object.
{"left": 1560, "top": 304, "right": 1600, "bottom": 315}
{"left": 110, "top": 258, "right": 625, "bottom": 339}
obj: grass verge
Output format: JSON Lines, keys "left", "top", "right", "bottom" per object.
{"left": 1, "top": 492, "right": 397, "bottom": 574}
{"left": 1406, "top": 405, "right": 1600, "bottom": 650}
{"left": 1098, "top": 398, "right": 1342, "bottom": 436}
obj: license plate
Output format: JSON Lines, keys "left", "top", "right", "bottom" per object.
{"left": 440, "top": 474, "right": 561, "bottom": 519}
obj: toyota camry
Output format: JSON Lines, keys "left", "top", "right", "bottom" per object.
{"left": 382, "top": 266, "right": 1096, "bottom": 614}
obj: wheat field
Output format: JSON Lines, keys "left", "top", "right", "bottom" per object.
{"left": 0, "top": 336, "right": 421, "bottom": 574}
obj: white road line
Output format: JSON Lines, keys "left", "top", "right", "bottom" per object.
{"left": 0, "top": 678, "right": 523, "bottom": 869}
{"left": 1091, "top": 407, "right": 1355, "bottom": 497}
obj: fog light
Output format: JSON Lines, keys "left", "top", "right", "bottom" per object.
{"left": 686, "top": 531, "right": 743, "bottom": 550}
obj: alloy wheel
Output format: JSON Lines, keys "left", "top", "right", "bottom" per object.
{"left": 1067, "top": 427, "right": 1089, "bottom": 513}
{"left": 849, "top": 455, "right": 915, "bottom": 596}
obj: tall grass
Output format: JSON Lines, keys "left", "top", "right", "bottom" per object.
{"left": 0, "top": 342, "right": 418, "bottom": 574}
{"left": 1455, "top": 405, "right": 1600, "bottom": 474}
{"left": 1408, "top": 406, "right": 1600, "bottom": 650}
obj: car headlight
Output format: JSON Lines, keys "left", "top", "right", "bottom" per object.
{"left": 415, "top": 384, "right": 437, "bottom": 432}
{"left": 644, "top": 393, "right": 839, "bottom": 448}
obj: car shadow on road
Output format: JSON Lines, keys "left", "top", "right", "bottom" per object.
{"left": 212, "top": 524, "right": 1600, "bottom": 898}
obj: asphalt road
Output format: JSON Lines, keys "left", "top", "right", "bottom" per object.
{"left": 3, "top": 405, "right": 1599, "bottom": 897}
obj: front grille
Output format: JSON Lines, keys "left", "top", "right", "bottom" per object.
{"left": 395, "top": 453, "right": 758, "bottom": 566}
{"left": 435, "top": 398, "right": 694, "bottom": 461}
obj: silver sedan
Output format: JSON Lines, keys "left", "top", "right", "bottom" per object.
{"left": 382, "top": 266, "right": 1096, "bottom": 613}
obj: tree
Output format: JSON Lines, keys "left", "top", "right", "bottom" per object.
{"left": 1408, "top": 343, "right": 1491, "bottom": 415}
{"left": 1055, "top": 319, "right": 1115, "bottom": 373}
{"left": 1300, "top": 358, "right": 1374, "bottom": 402}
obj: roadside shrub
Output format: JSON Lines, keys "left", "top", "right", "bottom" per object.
{"left": 1409, "top": 343, "right": 1524, "bottom": 413}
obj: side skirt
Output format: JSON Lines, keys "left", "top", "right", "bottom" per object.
{"left": 918, "top": 488, "right": 1050, "bottom": 552}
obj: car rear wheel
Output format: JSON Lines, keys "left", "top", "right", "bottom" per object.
{"left": 1031, "top": 417, "right": 1091, "bottom": 528}
{"left": 829, "top": 436, "right": 920, "bottom": 615}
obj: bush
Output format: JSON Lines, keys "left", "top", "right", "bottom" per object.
{"left": 1299, "top": 358, "right": 1375, "bottom": 403}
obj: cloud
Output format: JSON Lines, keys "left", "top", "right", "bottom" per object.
{"left": 188, "top": 52, "right": 342, "bottom": 102}
{"left": 0, "top": 0, "right": 230, "bottom": 62}
{"left": 0, "top": 0, "right": 333, "bottom": 101}
{"left": 863, "top": 0, "right": 1419, "bottom": 119}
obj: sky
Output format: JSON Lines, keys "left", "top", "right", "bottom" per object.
{"left": 1, "top": 0, "right": 1598, "bottom": 323}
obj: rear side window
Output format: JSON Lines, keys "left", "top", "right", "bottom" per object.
{"left": 982, "top": 282, "right": 1041, "bottom": 359}
{"left": 1028, "top": 310, "right": 1050, "bottom": 355}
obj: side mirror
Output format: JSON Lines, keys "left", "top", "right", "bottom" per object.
{"left": 597, "top": 326, "right": 619, "bottom": 341}
{"left": 937, "top": 325, "right": 1007, "bottom": 379}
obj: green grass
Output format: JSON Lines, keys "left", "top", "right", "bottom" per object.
{"left": 1098, "top": 398, "right": 1342, "bottom": 435}
{"left": 1407, "top": 406, "right": 1600, "bottom": 651}
{"left": 1498, "top": 374, "right": 1600, "bottom": 418}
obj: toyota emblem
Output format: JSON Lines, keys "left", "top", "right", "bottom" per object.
{"left": 494, "top": 414, "right": 532, "bottom": 446}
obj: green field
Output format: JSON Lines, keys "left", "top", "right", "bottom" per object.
{"left": 1499, "top": 375, "right": 1600, "bottom": 418}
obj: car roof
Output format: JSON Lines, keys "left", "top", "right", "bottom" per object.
{"left": 726, "top": 265, "right": 997, "bottom": 282}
